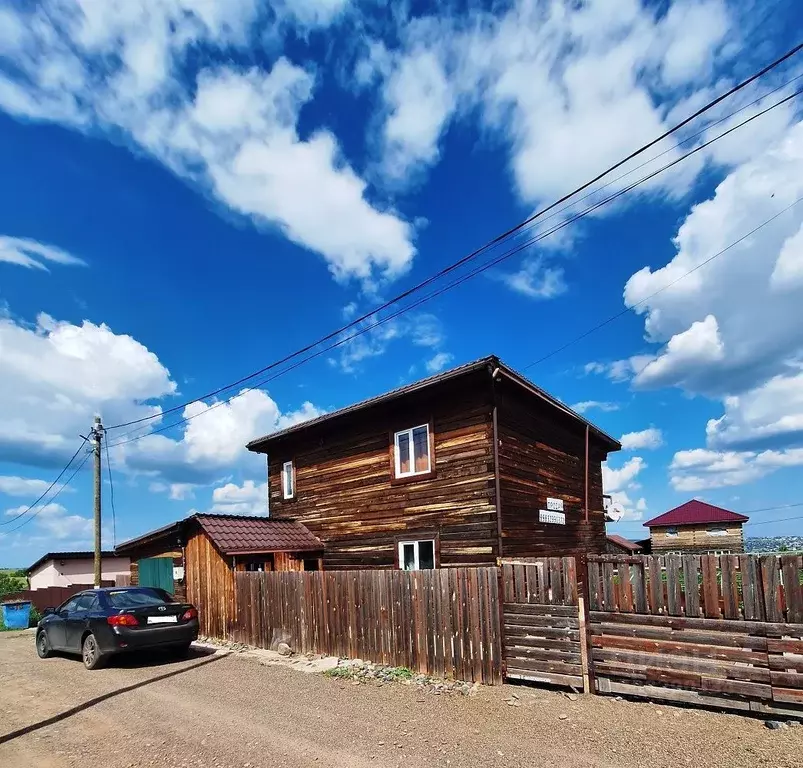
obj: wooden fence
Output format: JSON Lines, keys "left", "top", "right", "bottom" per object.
{"left": 2, "top": 583, "right": 114, "bottom": 613}
{"left": 201, "top": 554, "right": 803, "bottom": 716}
{"left": 232, "top": 568, "right": 502, "bottom": 684}
{"left": 501, "top": 558, "right": 587, "bottom": 690}
{"left": 587, "top": 554, "right": 803, "bottom": 717}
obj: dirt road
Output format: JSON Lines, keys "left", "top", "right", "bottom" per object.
{"left": 1, "top": 630, "right": 800, "bottom": 768}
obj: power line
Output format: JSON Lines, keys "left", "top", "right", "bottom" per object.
{"left": 0, "top": 438, "right": 89, "bottom": 526}
{"left": 106, "top": 87, "right": 802, "bottom": 450}
{"left": 522, "top": 191, "right": 803, "bottom": 371}
{"left": 104, "top": 437, "right": 117, "bottom": 548}
{"left": 747, "top": 515, "right": 803, "bottom": 527}
{"left": 106, "top": 41, "right": 803, "bottom": 434}
{"left": 3, "top": 449, "right": 92, "bottom": 534}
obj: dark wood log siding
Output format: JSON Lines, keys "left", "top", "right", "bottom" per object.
{"left": 267, "top": 378, "right": 499, "bottom": 569}
{"left": 496, "top": 382, "right": 610, "bottom": 558}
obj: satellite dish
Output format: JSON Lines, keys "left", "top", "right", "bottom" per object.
{"left": 605, "top": 504, "right": 624, "bottom": 523}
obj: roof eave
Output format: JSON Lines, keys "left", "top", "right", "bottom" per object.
{"left": 115, "top": 519, "right": 186, "bottom": 553}
{"left": 246, "top": 355, "right": 620, "bottom": 453}
{"left": 225, "top": 545, "right": 324, "bottom": 556}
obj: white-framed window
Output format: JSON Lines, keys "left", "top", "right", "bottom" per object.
{"left": 282, "top": 460, "right": 295, "bottom": 499}
{"left": 665, "top": 527, "right": 679, "bottom": 538}
{"left": 398, "top": 540, "right": 436, "bottom": 571}
{"left": 707, "top": 526, "right": 728, "bottom": 536}
{"left": 394, "top": 424, "right": 431, "bottom": 478}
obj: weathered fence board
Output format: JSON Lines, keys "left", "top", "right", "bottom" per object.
{"left": 501, "top": 559, "right": 584, "bottom": 690}
{"left": 588, "top": 554, "right": 803, "bottom": 718}
{"left": 232, "top": 568, "right": 502, "bottom": 684}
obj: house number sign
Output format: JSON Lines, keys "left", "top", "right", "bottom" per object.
{"left": 546, "top": 497, "right": 564, "bottom": 512}
{"left": 539, "top": 510, "right": 566, "bottom": 525}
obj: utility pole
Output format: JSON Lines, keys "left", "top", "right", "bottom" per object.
{"left": 92, "top": 416, "right": 104, "bottom": 588}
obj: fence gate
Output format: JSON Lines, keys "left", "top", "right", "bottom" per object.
{"left": 501, "top": 557, "right": 587, "bottom": 691}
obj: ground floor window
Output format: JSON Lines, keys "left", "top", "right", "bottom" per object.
{"left": 303, "top": 558, "right": 320, "bottom": 571}
{"left": 398, "top": 540, "right": 435, "bottom": 570}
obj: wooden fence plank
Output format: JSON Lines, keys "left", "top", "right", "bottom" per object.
{"left": 761, "top": 556, "right": 783, "bottom": 623}
{"left": 682, "top": 556, "right": 700, "bottom": 618}
{"left": 648, "top": 557, "right": 662, "bottom": 615}
{"left": 781, "top": 555, "right": 803, "bottom": 624}
{"left": 666, "top": 555, "right": 682, "bottom": 617}
{"left": 701, "top": 556, "right": 721, "bottom": 619}
{"left": 721, "top": 555, "right": 740, "bottom": 620}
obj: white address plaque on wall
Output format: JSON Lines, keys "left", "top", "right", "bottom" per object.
{"left": 539, "top": 509, "right": 566, "bottom": 525}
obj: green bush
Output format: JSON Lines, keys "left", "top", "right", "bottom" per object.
{"left": 29, "top": 607, "right": 41, "bottom": 627}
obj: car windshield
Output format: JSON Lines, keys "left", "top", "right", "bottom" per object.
{"left": 105, "top": 588, "right": 174, "bottom": 609}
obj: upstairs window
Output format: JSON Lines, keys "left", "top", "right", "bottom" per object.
{"left": 665, "top": 527, "right": 679, "bottom": 538}
{"left": 282, "top": 460, "right": 295, "bottom": 499}
{"left": 394, "top": 424, "right": 431, "bottom": 478}
{"left": 399, "top": 540, "right": 435, "bottom": 570}
{"left": 707, "top": 526, "right": 728, "bottom": 536}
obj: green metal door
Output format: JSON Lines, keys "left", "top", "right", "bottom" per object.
{"left": 137, "top": 557, "right": 174, "bottom": 594}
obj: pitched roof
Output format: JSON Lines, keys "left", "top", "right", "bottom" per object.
{"left": 27, "top": 551, "right": 120, "bottom": 575}
{"left": 247, "top": 355, "right": 620, "bottom": 451}
{"left": 195, "top": 515, "right": 323, "bottom": 555}
{"left": 644, "top": 500, "right": 749, "bottom": 528}
{"left": 115, "top": 514, "right": 323, "bottom": 555}
{"left": 606, "top": 534, "right": 642, "bottom": 552}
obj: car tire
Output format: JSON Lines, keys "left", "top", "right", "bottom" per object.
{"left": 82, "top": 633, "right": 105, "bottom": 670}
{"left": 36, "top": 631, "right": 53, "bottom": 659}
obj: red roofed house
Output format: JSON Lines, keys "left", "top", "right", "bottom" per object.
{"left": 643, "top": 500, "right": 749, "bottom": 554}
{"left": 115, "top": 514, "right": 323, "bottom": 636}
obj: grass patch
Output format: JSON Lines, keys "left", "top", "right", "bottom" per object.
{"left": 324, "top": 664, "right": 415, "bottom": 681}
{"left": 324, "top": 665, "right": 356, "bottom": 679}
{"left": 380, "top": 666, "right": 415, "bottom": 681}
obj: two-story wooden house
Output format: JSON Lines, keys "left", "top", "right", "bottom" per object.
{"left": 246, "top": 356, "right": 620, "bottom": 569}
{"left": 643, "top": 500, "right": 749, "bottom": 554}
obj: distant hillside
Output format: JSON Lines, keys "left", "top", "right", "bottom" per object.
{"left": 745, "top": 536, "right": 803, "bottom": 553}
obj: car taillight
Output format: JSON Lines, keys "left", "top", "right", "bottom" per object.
{"left": 182, "top": 608, "right": 197, "bottom": 621}
{"left": 107, "top": 614, "right": 139, "bottom": 627}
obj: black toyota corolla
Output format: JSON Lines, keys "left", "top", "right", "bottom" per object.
{"left": 35, "top": 587, "right": 199, "bottom": 669}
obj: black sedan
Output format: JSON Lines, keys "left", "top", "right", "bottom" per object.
{"left": 36, "top": 587, "right": 199, "bottom": 669}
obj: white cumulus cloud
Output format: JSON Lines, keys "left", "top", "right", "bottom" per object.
{"left": 620, "top": 428, "right": 664, "bottom": 451}
{"left": 0, "top": 1, "right": 415, "bottom": 288}
{"left": 0, "top": 236, "right": 86, "bottom": 271}
{"left": 571, "top": 401, "right": 620, "bottom": 414}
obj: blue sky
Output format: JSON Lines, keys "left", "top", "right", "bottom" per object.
{"left": 2, "top": 0, "right": 803, "bottom": 566}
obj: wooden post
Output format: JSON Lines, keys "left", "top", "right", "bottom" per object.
{"left": 577, "top": 595, "right": 590, "bottom": 694}
{"left": 575, "top": 554, "right": 595, "bottom": 694}
{"left": 92, "top": 416, "right": 103, "bottom": 589}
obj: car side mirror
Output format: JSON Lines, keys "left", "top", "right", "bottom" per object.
{"left": 43, "top": 607, "right": 55, "bottom": 616}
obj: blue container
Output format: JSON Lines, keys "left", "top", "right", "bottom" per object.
{"left": 1, "top": 601, "right": 32, "bottom": 630}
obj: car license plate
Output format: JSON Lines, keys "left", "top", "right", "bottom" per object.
{"left": 147, "top": 615, "right": 178, "bottom": 624}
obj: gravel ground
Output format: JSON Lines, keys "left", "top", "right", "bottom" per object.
{"left": 1, "top": 630, "right": 800, "bottom": 768}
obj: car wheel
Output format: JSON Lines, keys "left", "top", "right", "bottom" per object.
{"left": 82, "top": 633, "right": 105, "bottom": 670}
{"left": 36, "top": 631, "right": 52, "bottom": 659}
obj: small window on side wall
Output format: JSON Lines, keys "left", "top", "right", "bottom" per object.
{"left": 398, "top": 540, "right": 435, "bottom": 570}
{"left": 665, "top": 526, "right": 679, "bottom": 538}
{"left": 282, "top": 460, "right": 295, "bottom": 499}
{"left": 707, "top": 526, "right": 727, "bottom": 536}
{"left": 394, "top": 424, "right": 431, "bottom": 478}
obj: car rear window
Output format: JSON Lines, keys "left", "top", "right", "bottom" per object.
{"left": 106, "top": 588, "right": 174, "bottom": 609}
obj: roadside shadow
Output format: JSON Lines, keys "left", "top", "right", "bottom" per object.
{"left": 0, "top": 649, "right": 226, "bottom": 746}
{"left": 108, "top": 646, "right": 217, "bottom": 669}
